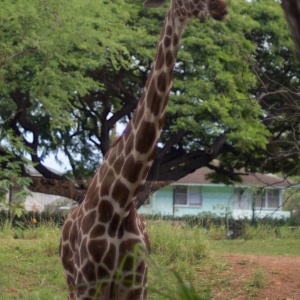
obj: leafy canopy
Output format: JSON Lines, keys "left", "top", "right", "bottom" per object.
{"left": 0, "top": 0, "right": 299, "bottom": 200}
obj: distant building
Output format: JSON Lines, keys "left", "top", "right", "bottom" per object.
{"left": 4, "top": 165, "right": 75, "bottom": 212}
{"left": 138, "top": 167, "right": 293, "bottom": 220}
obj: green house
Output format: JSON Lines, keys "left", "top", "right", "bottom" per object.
{"left": 138, "top": 167, "right": 292, "bottom": 219}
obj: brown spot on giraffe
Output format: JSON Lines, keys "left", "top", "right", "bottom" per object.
{"left": 155, "top": 45, "right": 164, "bottom": 71}
{"left": 88, "top": 239, "right": 108, "bottom": 263}
{"left": 157, "top": 72, "right": 168, "bottom": 93}
{"left": 90, "top": 224, "right": 106, "bottom": 238}
{"left": 146, "top": 79, "right": 161, "bottom": 115}
{"left": 135, "top": 121, "right": 157, "bottom": 154}
{"left": 98, "top": 199, "right": 114, "bottom": 223}
{"left": 122, "top": 155, "right": 144, "bottom": 183}
{"left": 107, "top": 213, "right": 121, "bottom": 238}
{"left": 111, "top": 179, "right": 130, "bottom": 208}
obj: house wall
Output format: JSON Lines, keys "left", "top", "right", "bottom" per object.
{"left": 138, "top": 184, "right": 235, "bottom": 217}
{"left": 24, "top": 192, "right": 63, "bottom": 212}
{"left": 139, "top": 187, "right": 173, "bottom": 215}
{"left": 138, "top": 184, "right": 291, "bottom": 219}
{"left": 174, "top": 185, "right": 234, "bottom": 217}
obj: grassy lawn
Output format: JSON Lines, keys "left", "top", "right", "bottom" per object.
{"left": 0, "top": 222, "right": 299, "bottom": 299}
{"left": 0, "top": 225, "right": 65, "bottom": 300}
{"left": 210, "top": 239, "right": 300, "bottom": 256}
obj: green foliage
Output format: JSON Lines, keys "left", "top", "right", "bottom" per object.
{"left": 166, "top": 0, "right": 271, "bottom": 152}
{"left": 148, "top": 222, "right": 209, "bottom": 264}
{"left": 0, "top": 130, "right": 32, "bottom": 199}
{"left": 283, "top": 187, "right": 300, "bottom": 221}
{"left": 0, "top": 0, "right": 135, "bottom": 179}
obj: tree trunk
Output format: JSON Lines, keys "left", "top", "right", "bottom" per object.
{"left": 282, "top": 0, "right": 300, "bottom": 60}
{"left": 28, "top": 177, "right": 172, "bottom": 209}
{"left": 134, "top": 181, "right": 172, "bottom": 209}
{"left": 28, "top": 177, "right": 87, "bottom": 203}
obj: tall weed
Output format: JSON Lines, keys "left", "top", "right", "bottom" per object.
{"left": 148, "top": 222, "right": 209, "bottom": 264}
{"left": 243, "top": 224, "right": 300, "bottom": 240}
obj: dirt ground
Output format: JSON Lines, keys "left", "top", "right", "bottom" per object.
{"left": 211, "top": 253, "right": 300, "bottom": 300}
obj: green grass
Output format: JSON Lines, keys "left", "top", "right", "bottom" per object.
{"left": 147, "top": 222, "right": 211, "bottom": 299}
{"left": 0, "top": 224, "right": 65, "bottom": 300}
{"left": 210, "top": 239, "right": 300, "bottom": 256}
{"left": 0, "top": 222, "right": 299, "bottom": 299}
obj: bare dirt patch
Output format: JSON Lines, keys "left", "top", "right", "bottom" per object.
{"left": 211, "top": 253, "right": 300, "bottom": 300}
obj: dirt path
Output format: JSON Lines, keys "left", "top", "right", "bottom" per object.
{"left": 211, "top": 253, "right": 300, "bottom": 300}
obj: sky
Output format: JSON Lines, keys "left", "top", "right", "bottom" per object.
{"left": 43, "top": 122, "right": 126, "bottom": 173}
{"left": 43, "top": 151, "right": 71, "bottom": 174}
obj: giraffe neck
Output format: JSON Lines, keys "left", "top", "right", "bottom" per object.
{"left": 84, "top": 7, "right": 188, "bottom": 216}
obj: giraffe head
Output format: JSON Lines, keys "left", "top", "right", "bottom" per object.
{"left": 144, "top": 0, "right": 228, "bottom": 21}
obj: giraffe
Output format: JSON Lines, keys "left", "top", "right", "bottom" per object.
{"left": 59, "top": 0, "right": 228, "bottom": 299}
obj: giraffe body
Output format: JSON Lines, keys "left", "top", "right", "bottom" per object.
{"left": 60, "top": 0, "right": 227, "bottom": 299}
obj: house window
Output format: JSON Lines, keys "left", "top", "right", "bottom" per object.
{"left": 234, "top": 188, "right": 249, "bottom": 210}
{"left": 267, "top": 189, "right": 280, "bottom": 208}
{"left": 254, "top": 189, "right": 280, "bottom": 209}
{"left": 254, "top": 191, "right": 266, "bottom": 209}
{"left": 174, "top": 185, "right": 202, "bottom": 206}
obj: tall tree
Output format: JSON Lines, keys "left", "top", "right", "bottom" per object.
{"left": 0, "top": 0, "right": 134, "bottom": 197}
{"left": 1, "top": 0, "right": 299, "bottom": 206}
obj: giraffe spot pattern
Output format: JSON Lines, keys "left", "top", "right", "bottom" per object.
{"left": 81, "top": 210, "right": 96, "bottom": 233}
{"left": 157, "top": 72, "right": 168, "bottom": 93}
{"left": 100, "top": 168, "right": 114, "bottom": 197}
{"left": 90, "top": 224, "right": 106, "bottom": 239}
{"left": 133, "top": 183, "right": 143, "bottom": 199}
{"left": 69, "top": 222, "right": 79, "bottom": 252}
{"left": 146, "top": 79, "right": 161, "bottom": 116}
{"left": 165, "top": 49, "right": 174, "bottom": 67}
{"left": 124, "top": 214, "right": 139, "bottom": 234}
{"left": 164, "top": 36, "right": 171, "bottom": 48}
{"left": 62, "top": 220, "right": 72, "bottom": 241}
{"left": 166, "top": 24, "right": 172, "bottom": 36}
{"left": 84, "top": 176, "right": 97, "bottom": 206}
{"left": 125, "top": 288, "right": 145, "bottom": 300}
{"left": 135, "top": 122, "right": 157, "bottom": 155}
{"left": 112, "top": 155, "right": 124, "bottom": 175}
{"left": 103, "top": 243, "right": 116, "bottom": 270}
{"left": 122, "top": 155, "right": 144, "bottom": 183}
{"left": 117, "top": 222, "right": 125, "bottom": 239}
{"left": 82, "top": 260, "right": 96, "bottom": 282}
{"left": 133, "top": 100, "right": 145, "bottom": 132}
{"left": 112, "top": 179, "right": 130, "bottom": 208}
{"left": 88, "top": 239, "right": 108, "bottom": 263}
{"left": 79, "top": 237, "right": 89, "bottom": 265}
{"left": 155, "top": 45, "right": 164, "bottom": 71}
{"left": 98, "top": 199, "right": 114, "bottom": 223}
{"left": 173, "top": 33, "right": 179, "bottom": 47}
{"left": 61, "top": 245, "right": 74, "bottom": 274}
{"left": 97, "top": 265, "right": 110, "bottom": 279}
{"left": 108, "top": 213, "right": 121, "bottom": 238}
{"left": 124, "top": 133, "right": 134, "bottom": 157}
